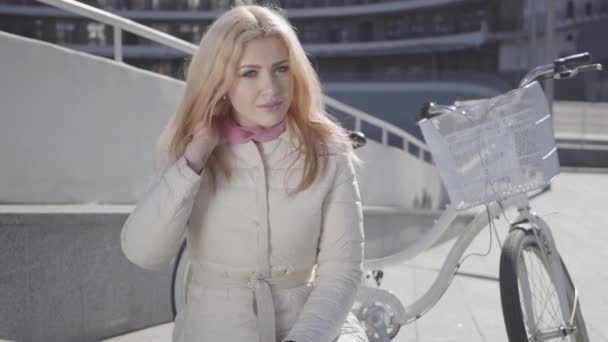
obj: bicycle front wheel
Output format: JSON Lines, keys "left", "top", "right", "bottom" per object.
{"left": 499, "top": 229, "right": 588, "bottom": 342}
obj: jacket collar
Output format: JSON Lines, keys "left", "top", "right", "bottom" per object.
{"left": 224, "top": 127, "right": 299, "bottom": 168}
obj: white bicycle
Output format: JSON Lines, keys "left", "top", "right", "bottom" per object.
{"left": 171, "top": 52, "right": 602, "bottom": 342}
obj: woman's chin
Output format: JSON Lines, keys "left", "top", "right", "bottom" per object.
{"left": 255, "top": 112, "right": 287, "bottom": 128}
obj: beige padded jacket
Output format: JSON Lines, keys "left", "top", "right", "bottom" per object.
{"left": 121, "top": 129, "right": 367, "bottom": 342}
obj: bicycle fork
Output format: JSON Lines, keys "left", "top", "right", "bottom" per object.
{"left": 510, "top": 194, "right": 580, "bottom": 341}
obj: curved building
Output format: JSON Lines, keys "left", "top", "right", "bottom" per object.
{"left": 1, "top": 0, "right": 606, "bottom": 98}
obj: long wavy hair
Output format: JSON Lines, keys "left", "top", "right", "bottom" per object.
{"left": 158, "top": 4, "right": 356, "bottom": 195}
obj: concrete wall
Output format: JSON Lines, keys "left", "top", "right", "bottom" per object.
{"left": 554, "top": 100, "right": 608, "bottom": 141}
{"left": 0, "top": 211, "right": 173, "bottom": 342}
{"left": 0, "top": 31, "right": 184, "bottom": 205}
{"left": 355, "top": 139, "right": 446, "bottom": 209}
{"left": 0, "top": 31, "right": 448, "bottom": 210}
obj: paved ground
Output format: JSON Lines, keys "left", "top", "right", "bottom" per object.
{"left": 102, "top": 170, "right": 608, "bottom": 342}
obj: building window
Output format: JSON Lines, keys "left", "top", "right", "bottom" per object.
{"left": 130, "top": 0, "right": 147, "bottom": 10}
{"left": 301, "top": 23, "right": 320, "bottom": 42}
{"left": 209, "top": 0, "right": 232, "bottom": 10}
{"left": 150, "top": 62, "right": 171, "bottom": 75}
{"left": 87, "top": 22, "right": 106, "bottom": 45}
{"left": 33, "top": 19, "right": 44, "bottom": 40}
{"left": 386, "top": 17, "right": 402, "bottom": 39}
{"left": 176, "top": 23, "right": 204, "bottom": 43}
{"left": 359, "top": 21, "right": 373, "bottom": 41}
{"left": 400, "top": 16, "right": 412, "bottom": 37}
{"left": 328, "top": 24, "right": 341, "bottom": 43}
{"left": 585, "top": 1, "right": 592, "bottom": 16}
{"left": 433, "top": 13, "right": 454, "bottom": 34}
{"left": 411, "top": 14, "right": 425, "bottom": 36}
{"left": 187, "top": 0, "right": 201, "bottom": 10}
{"left": 97, "top": 0, "right": 124, "bottom": 10}
{"left": 151, "top": 23, "right": 169, "bottom": 34}
{"left": 460, "top": 10, "right": 483, "bottom": 32}
{"left": 56, "top": 22, "right": 76, "bottom": 44}
{"left": 566, "top": 0, "right": 575, "bottom": 19}
{"left": 192, "top": 24, "right": 204, "bottom": 43}
{"left": 178, "top": 24, "right": 192, "bottom": 42}
{"left": 358, "top": 59, "right": 371, "bottom": 73}
{"left": 288, "top": 0, "right": 308, "bottom": 7}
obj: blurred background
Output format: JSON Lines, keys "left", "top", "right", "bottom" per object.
{"left": 1, "top": 0, "right": 607, "bottom": 341}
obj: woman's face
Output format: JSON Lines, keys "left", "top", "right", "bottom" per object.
{"left": 227, "top": 36, "right": 294, "bottom": 128}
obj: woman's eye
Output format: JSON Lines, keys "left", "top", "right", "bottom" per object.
{"left": 242, "top": 70, "right": 257, "bottom": 78}
{"left": 276, "top": 65, "right": 289, "bottom": 72}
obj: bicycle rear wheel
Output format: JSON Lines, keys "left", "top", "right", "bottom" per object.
{"left": 171, "top": 240, "right": 190, "bottom": 319}
{"left": 499, "top": 229, "right": 588, "bottom": 341}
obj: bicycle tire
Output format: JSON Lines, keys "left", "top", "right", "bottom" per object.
{"left": 499, "top": 228, "right": 589, "bottom": 342}
{"left": 171, "top": 240, "right": 188, "bottom": 319}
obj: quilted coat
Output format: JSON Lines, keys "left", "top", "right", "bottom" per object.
{"left": 121, "top": 128, "right": 368, "bottom": 342}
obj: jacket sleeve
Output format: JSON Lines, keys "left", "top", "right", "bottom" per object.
{"left": 120, "top": 141, "right": 202, "bottom": 271}
{"left": 283, "top": 153, "right": 365, "bottom": 342}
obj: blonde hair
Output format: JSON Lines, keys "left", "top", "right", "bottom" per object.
{"left": 159, "top": 4, "right": 356, "bottom": 194}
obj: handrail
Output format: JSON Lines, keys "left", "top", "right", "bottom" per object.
{"left": 34, "top": 0, "right": 430, "bottom": 160}
{"left": 324, "top": 96, "right": 427, "bottom": 150}
{"left": 36, "top": 0, "right": 197, "bottom": 59}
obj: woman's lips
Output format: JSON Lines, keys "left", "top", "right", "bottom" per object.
{"left": 258, "top": 101, "right": 283, "bottom": 112}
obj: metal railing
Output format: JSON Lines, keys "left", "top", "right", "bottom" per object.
{"left": 33, "top": 0, "right": 430, "bottom": 161}
{"left": 10, "top": 0, "right": 464, "bottom": 12}
{"left": 324, "top": 96, "right": 427, "bottom": 151}
{"left": 35, "top": 0, "right": 196, "bottom": 61}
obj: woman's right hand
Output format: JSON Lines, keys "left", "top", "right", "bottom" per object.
{"left": 184, "top": 117, "right": 222, "bottom": 174}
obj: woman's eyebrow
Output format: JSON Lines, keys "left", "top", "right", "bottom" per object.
{"left": 239, "top": 59, "right": 288, "bottom": 69}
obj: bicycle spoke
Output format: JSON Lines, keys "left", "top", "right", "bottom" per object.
{"left": 518, "top": 253, "right": 538, "bottom": 336}
{"left": 501, "top": 229, "right": 588, "bottom": 342}
{"left": 529, "top": 256, "right": 557, "bottom": 325}
{"left": 520, "top": 246, "right": 572, "bottom": 341}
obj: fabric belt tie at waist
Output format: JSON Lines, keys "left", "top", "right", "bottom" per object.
{"left": 191, "top": 264, "right": 311, "bottom": 342}
{"left": 250, "top": 273, "right": 276, "bottom": 342}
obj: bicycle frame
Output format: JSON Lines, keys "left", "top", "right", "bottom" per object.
{"left": 390, "top": 193, "right": 532, "bottom": 325}
{"left": 398, "top": 202, "right": 500, "bottom": 323}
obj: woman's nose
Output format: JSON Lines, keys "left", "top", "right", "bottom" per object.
{"left": 260, "top": 73, "right": 280, "bottom": 95}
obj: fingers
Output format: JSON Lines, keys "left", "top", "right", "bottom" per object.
{"left": 196, "top": 116, "right": 224, "bottom": 133}
{"left": 187, "top": 118, "right": 222, "bottom": 148}
{"left": 190, "top": 120, "right": 211, "bottom": 138}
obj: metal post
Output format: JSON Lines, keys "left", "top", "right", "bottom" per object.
{"left": 528, "top": 0, "right": 537, "bottom": 69}
{"left": 114, "top": 26, "right": 123, "bottom": 62}
{"left": 545, "top": 0, "right": 555, "bottom": 109}
{"left": 381, "top": 129, "right": 388, "bottom": 145}
{"left": 355, "top": 117, "right": 362, "bottom": 132}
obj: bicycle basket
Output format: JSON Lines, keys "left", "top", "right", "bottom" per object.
{"left": 419, "top": 81, "right": 560, "bottom": 210}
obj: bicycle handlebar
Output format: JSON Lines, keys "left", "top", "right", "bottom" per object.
{"left": 555, "top": 63, "right": 603, "bottom": 80}
{"left": 519, "top": 51, "right": 602, "bottom": 87}
{"left": 554, "top": 52, "right": 591, "bottom": 69}
{"left": 417, "top": 51, "right": 603, "bottom": 121}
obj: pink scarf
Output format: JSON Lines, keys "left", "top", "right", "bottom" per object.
{"left": 222, "top": 116, "right": 286, "bottom": 144}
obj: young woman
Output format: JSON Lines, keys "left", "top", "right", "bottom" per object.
{"left": 121, "top": 4, "right": 367, "bottom": 342}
